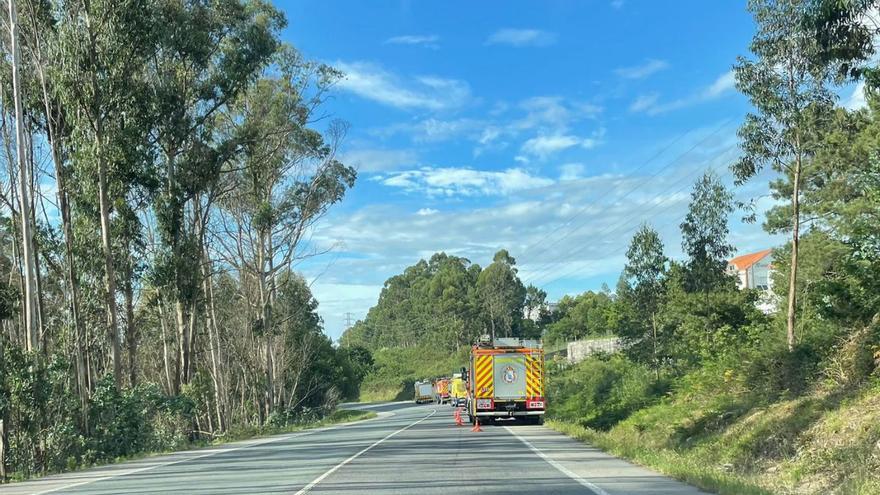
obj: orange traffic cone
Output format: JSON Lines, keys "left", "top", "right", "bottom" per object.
{"left": 471, "top": 417, "right": 482, "bottom": 432}
{"left": 454, "top": 408, "right": 464, "bottom": 426}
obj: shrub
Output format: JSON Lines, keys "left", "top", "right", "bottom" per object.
{"left": 548, "top": 355, "right": 669, "bottom": 430}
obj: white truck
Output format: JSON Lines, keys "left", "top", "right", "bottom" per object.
{"left": 413, "top": 380, "right": 434, "bottom": 404}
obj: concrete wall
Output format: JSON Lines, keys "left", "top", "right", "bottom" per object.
{"left": 567, "top": 337, "right": 622, "bottom": 364}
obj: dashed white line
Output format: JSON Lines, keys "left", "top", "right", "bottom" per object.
{"left": 504, "top": 426, "right": 612, "bottom": 495}
{"left": 293, "top": 409, "right": 437, "bottom": 495}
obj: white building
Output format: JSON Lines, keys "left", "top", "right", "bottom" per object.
{"left": 727, "top": 249, "right": 778, "bottom": 314}
{"left": 524, "top": 302, "right": 557, "bottom": 322}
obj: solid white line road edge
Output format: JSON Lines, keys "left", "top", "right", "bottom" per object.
{"left": 292, "top": 409, "right": 438, "bottom": 495}
{"left": 30, "top": 411, "right": 393, "bottom": 495}
{"left": 504, "top": 426, "right": 612, "bottom": 495}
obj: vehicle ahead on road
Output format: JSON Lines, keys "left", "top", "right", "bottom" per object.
{"left": 449, "top": 373, "right": 467, "bottom": 407}
{"left": 464, "top": 337, "right": 546, "bottom": 425}
{"left": 413, "top": 380, "right": 434, "bottom": 403}
{"left": 433, "top": 377, "right": 451, "bottom": 404}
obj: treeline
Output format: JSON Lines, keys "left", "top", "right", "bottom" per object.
{"left": 0, "top": 0, "right": 363, "bottom": 480}
{"left": 341, "top": 250, "right": 551, "bottom": 351}
{"left": 549, "top": 2, "right": 880, "bottom": 492}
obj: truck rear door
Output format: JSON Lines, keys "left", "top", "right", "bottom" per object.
{"left": 493, "top": 353, "right": 527, "bottom": 399}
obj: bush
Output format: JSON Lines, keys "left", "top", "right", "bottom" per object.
{"left": 547, "top": 355, "right": 669, "bottom": 430}
{"left": 87, "top": 377, "right": 194, "bottom": 461}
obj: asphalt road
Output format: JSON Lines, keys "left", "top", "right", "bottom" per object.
{"left": 1, "top": 402, "right": 708, "bottom": 495}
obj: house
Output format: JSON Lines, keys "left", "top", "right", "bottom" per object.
{"left": 727, "top": 248, "right": 778, "bottom": 313}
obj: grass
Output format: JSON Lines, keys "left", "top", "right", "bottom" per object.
{"left": 547, "top": 379, "right": 880, "bottom": 495}
{"left": 548, "top": 420, "right": 773, "bottom": 495}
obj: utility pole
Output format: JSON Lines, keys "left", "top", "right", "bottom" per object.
{"left": 9, "top": 0, "right": 39, "bottom": 352}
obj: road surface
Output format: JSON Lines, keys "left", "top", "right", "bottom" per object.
{"left": 1, "top": 402, "right": 708, "bottom": 495}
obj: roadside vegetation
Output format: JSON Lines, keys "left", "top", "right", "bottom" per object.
{"left": 342, "top": 250, "right": 549, "bottom": 401}
{"left": 0, "top": 0, "right": 369, "bottom": 482}
{"left": 545, "top": 2, "right": 880, "bottom": 493}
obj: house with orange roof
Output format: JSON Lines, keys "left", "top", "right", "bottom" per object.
{"left": 727, "top": 248, "right": 777, "bottom": 313}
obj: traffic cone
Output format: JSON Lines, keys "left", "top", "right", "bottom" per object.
{"left": 471, "top": 417, "right": 482, "bottom": 432}
{"left": 454, "top": 408, "right": 463, "bottom": 426}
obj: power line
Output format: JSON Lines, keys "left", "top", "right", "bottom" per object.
{"left": 517, "top": 118, "right": 735, "bottom": 279}
{"left": 523, "top": 142, "right": 739, "bottom": 287}
{"left": 512, "top": 125, "right": 700, "bottom": 264}
{"left": 531, "top": 161, "right": 737, "bottom": 290}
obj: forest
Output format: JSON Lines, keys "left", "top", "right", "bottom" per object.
{"left": 0, "top": 0, "right": 369, "bottom": 480}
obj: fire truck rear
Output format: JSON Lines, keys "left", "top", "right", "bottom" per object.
{"left": 465, "top": 337, "right": 545, "bottom": 425}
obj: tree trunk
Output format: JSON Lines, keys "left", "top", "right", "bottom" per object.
{"left": 32, "top": 0, "right": 89, "bottom": 424}
{"left": 124, "top": 259, "right": 137, "bottom": 387}
{"left": 175, "top": 300, "right": 188, "bottom": 391}
{"left": 8, "top": 0, "right": 39, "bottom": 352}
{"left": 202, "top": 257, "right": 226, "bottom": 431}
{"left": 158, "top": 297, "right": 174, "bottom": 394}
{"left": 0, "top": 417, "right": 6, "bottom": 482}
{"left": 787, "top": 146, "right": 802, "bottom": 352}
{"left": 84, "top": 7, "right": 122, "bottom": 388}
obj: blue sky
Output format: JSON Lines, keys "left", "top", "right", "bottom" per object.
{"left": 279, "top": 1, "right": 857, "bottom": 340}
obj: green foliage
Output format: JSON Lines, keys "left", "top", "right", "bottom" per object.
{"left": 357, "top": 346, "right": 468, "bottom": 402}
{"left": 340, "top": 252, "right": 487, "bottom": 351}
{"left": 88, "top": 378, "right": 194, "bottom": 461}
{"left": 476, "top": 249, "right": 526, "bottom": 339}
{"left": 544, "top": 291, "right": 617, "bottom": 344}
{"left": 547, "top": 355, "right": 669, "bottom": 430}
{"left": 680, "top": 172, "right": 735, "bottom": 292}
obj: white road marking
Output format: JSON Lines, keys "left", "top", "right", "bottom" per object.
{"left": 504, "top": 426, "right": 612, "bottom": 495}
{"left": 293, "top": 409, "right": 437, "bottom": 495}
{"left": 341, "top": 400, "right": 410, "bottom": 409}
{"left": 29, "top": 413, "right": 390, "bottom": 495}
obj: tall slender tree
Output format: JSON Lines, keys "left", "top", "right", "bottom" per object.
{"left": 732, "top": 0, "right": 835, "bottom": 351}
{"left": 680, "top": 171, "right": 735, "bottom": 292}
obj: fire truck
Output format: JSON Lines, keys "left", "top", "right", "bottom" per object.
{"left": 464, "top": 337, "right": 545, "bottom": 425}
{"left": 433, "top": 377, "right": 451, "bottom": 404}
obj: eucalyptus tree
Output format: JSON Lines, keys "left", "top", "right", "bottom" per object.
{"left": 49, "top": 0, "right": 163, "bottom": 388}
{"left": 213, "top": 50, "right": 355, "bottom": 418}
{"left": 620, "top": 223, "right": 668, "bottom": 367}
{"left": 680, "top": 171, "right": 735, "bottom": 293}
{"left": 476, "top": 249, "right": 526, "bottom": 340}
{"left": 732, "top": 0, "right": 835, "bottom": 351}
{"left": 144, "top": 0, "right": 284, "bottom": 392}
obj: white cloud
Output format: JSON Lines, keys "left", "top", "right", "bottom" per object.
{"left": 629, "top": 93, "right": 660, "bottom": 112}
{"left": 629, "top": 70, "right": 736, "bottom": 115}
{"left": 416, "top": 208, "right": 439, "bottom": 216}
{"left": 336, "top": 61, "right": 471, "bottom": 111}
{"left": 486, "top": 28, "right": 557, "bottom": 47}
{"left": 702, "top": 70, "right": 736, "bottom": 98}
{"left": 377, "top": 167, "right": 554, "bottom": 197}
{"left": 341, "top": 148, "right": 417, "bottom": 172}
{"left": 306, "top": 139, "right": 774, "bottom": 339}
{"left": 559, "top": 163, "right": 585, "bottom": 181}
{"left": 521, "top": 129, "right": 604, "bottom": 159}
{"left": 846, "top": 81, "right": 867, "bottom": 110}
{"left": 615, "top": 59, "right": 669, "bottom": 79}
{"left": 385, "top": 34, "right": 440, "bottom": 48}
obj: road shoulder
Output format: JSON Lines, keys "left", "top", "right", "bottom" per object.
{"left": 504, "top": 424, "right": 710, "bottom": 495}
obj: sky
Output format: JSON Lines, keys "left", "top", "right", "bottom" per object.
{"left": 278, "top": 1, "right": 859, "bottom": 340}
